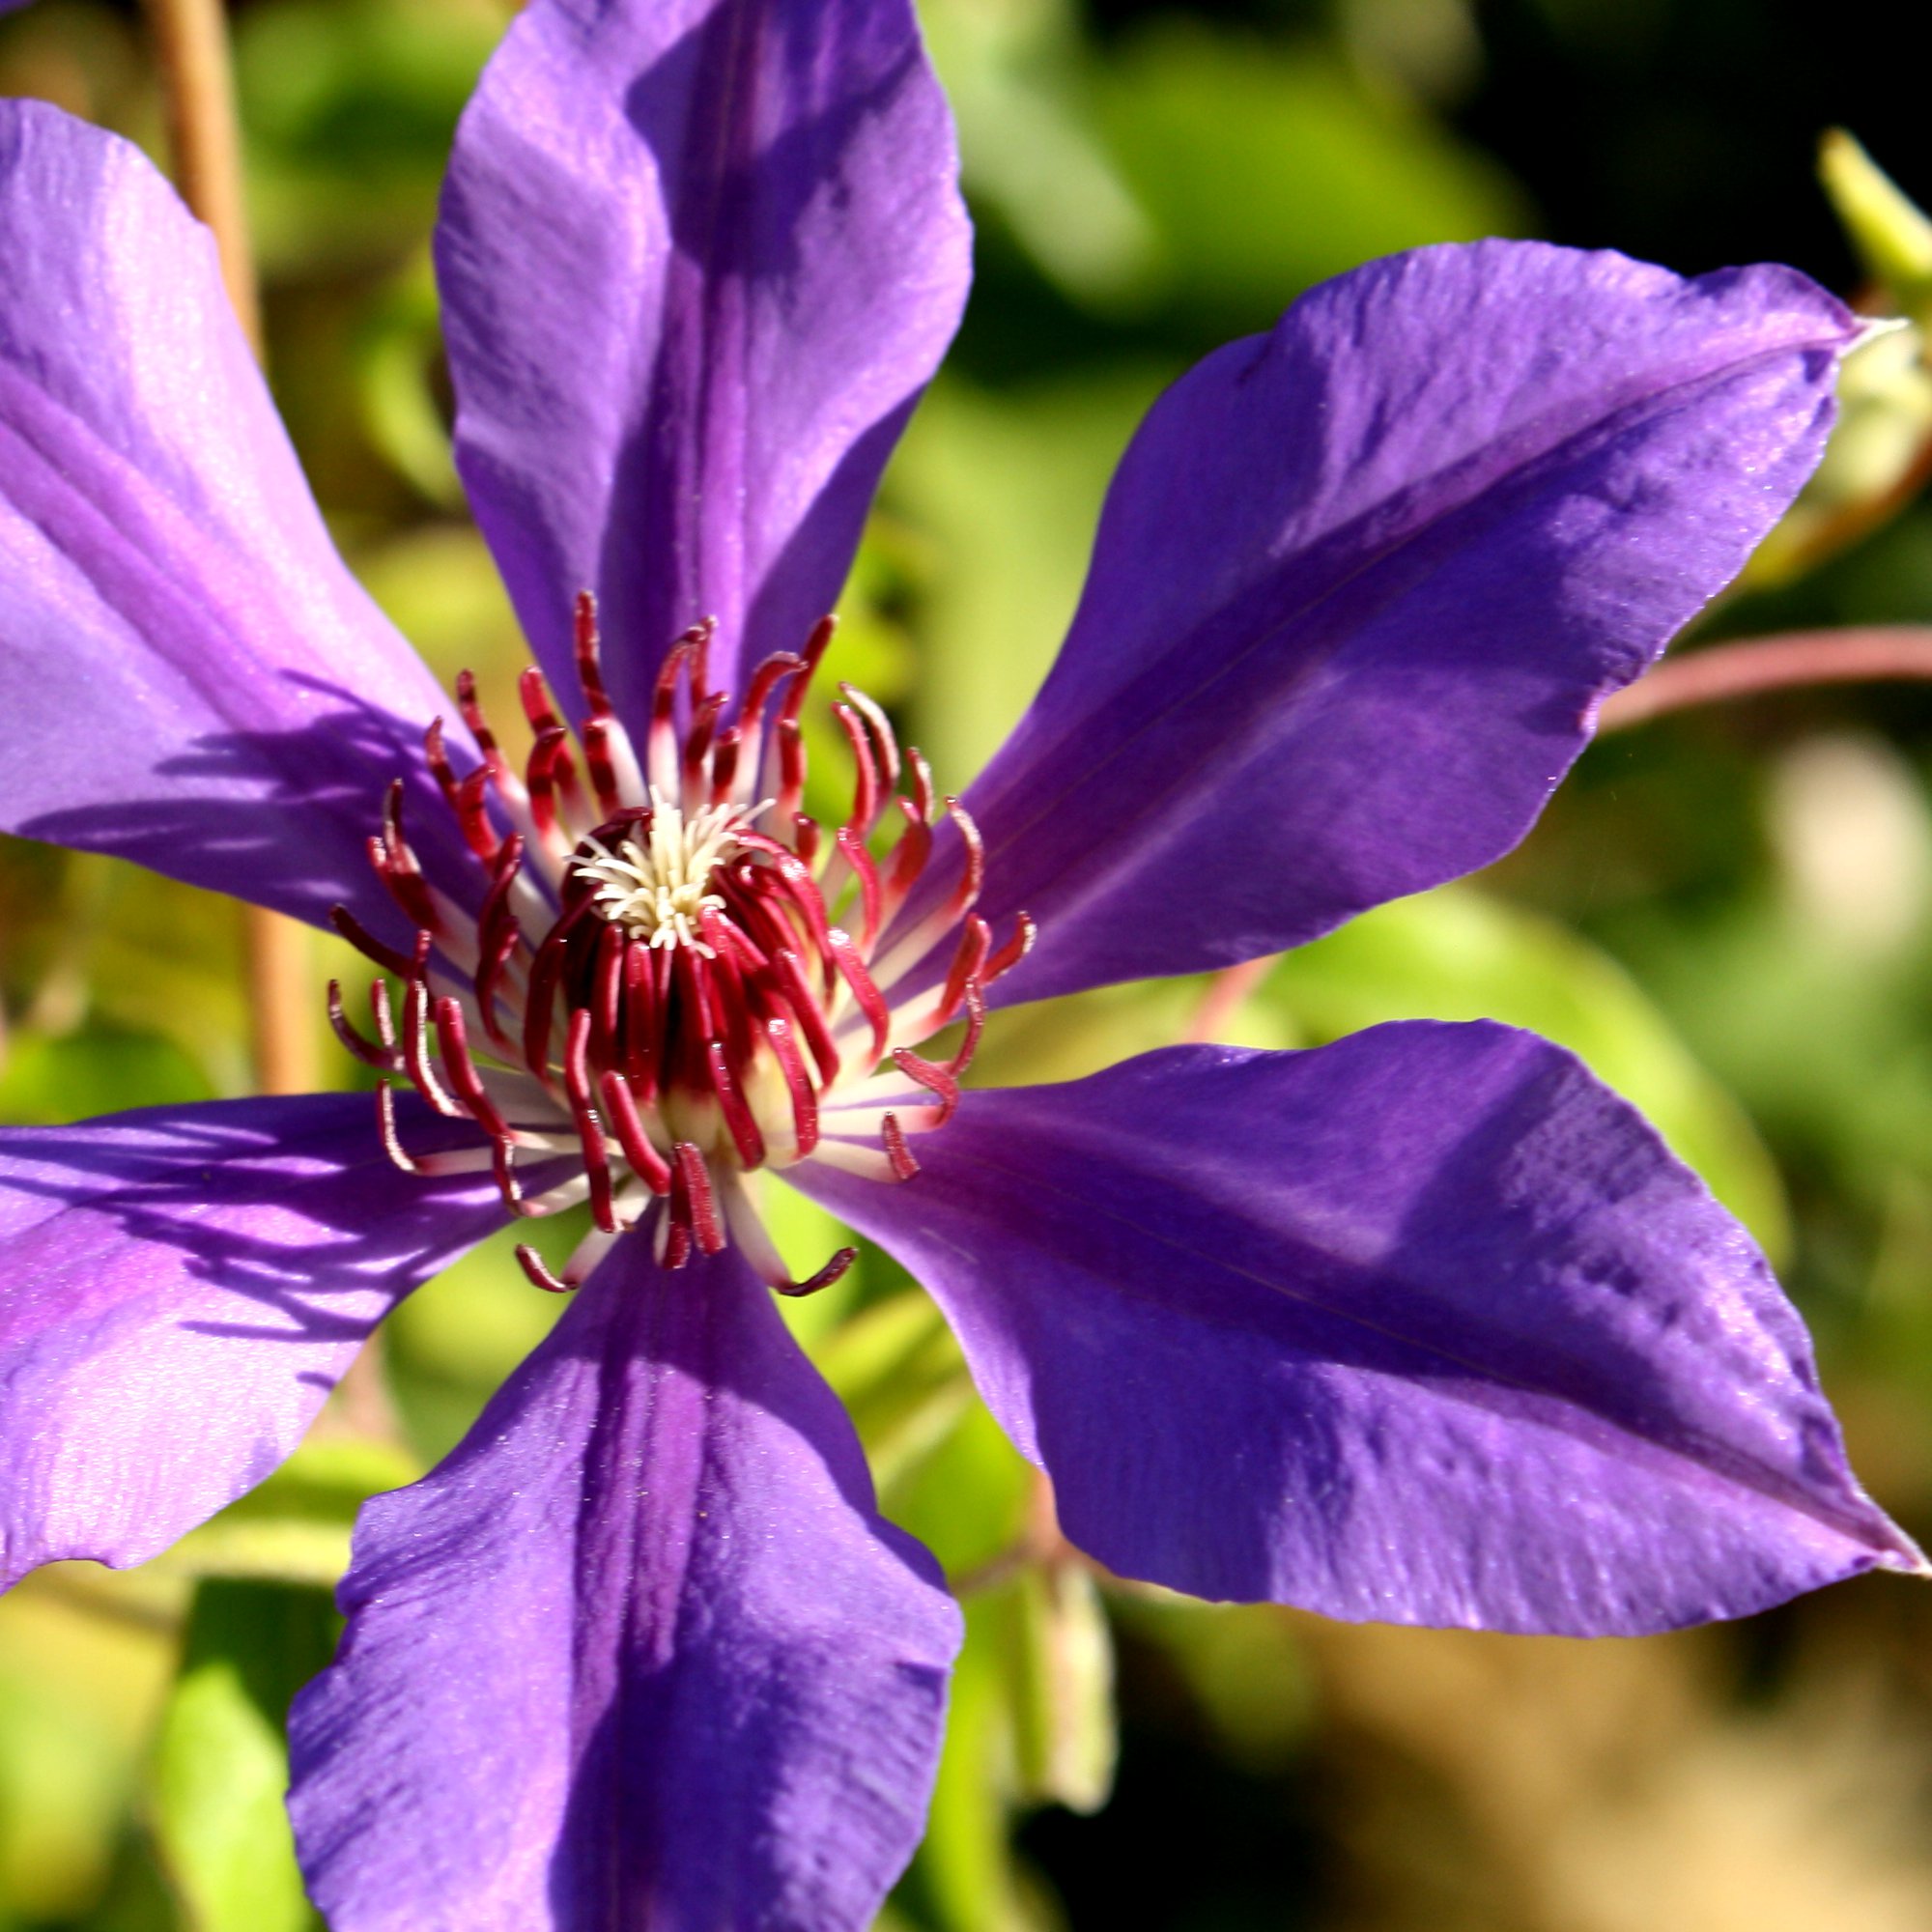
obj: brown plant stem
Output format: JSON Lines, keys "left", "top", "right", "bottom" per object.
{"left": 1598, "top": 627, "right": 1932, "bottom": 732}
{"left": 143, "top": 0, "right": 317, "bottom": 1097}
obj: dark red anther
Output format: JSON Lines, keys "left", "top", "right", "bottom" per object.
{"left": 519, "top": 665, "right": 563, "bottom": 738}
{"left": 370, "top": 978, "right": 399, "bottom": 1054}
{"left": 597, "top": 1069, "right": 673, "bottom": 1192}
{"left": 880, "top": 799, "right": 933, "bottom": 915}
{"left": 674, "top": 1142, "right": 726, "bottom": 1253}
{"left": 369, "top": 832, "right": 440, "bottom": 935}
{"left": 375, "top": 1080, "right": 420, "bottom": 1174}
{"left": 327, "top": 980, "right": 402, "bottom": 1069}
{"left": 881, "top": 1111, "right": 920, "bottom": 1180}
{"left": 767, "top": 947, "right": 843, "bottom": 1085}
{"left": 590, "top": 923, "right": 626, "bottom": 1067}
{"left": 526, "top": 726, "right": 577, "bottom": 851}
{"left": 708, "top": 725, "right": 741, "bottom": 805}
{"left": 791, "top": 811, "right": 820, "bottom": 868}
{"left": 330, "top": 902, "right": 418, "bottom": 979}
{"left": 574, "top": 591, "right": 613, "bottom": 719}
{"left": 455, "top": 668, "right": 514, "bottom": 789}
{"left": 774, "top": 718, "right": 807, "bottom": 823}
{"left": 515, "top": 1243, "right": 578, "bottom": 1293}
{"left": 892, "top": 1045, "right": 960, "bottom": 1125}
{"left": 370, "top": 781, "right": 440, "bottom": 933}
{"left": 762, "top": 1013, "right": 819, "bottom": 1156}
{"left": 454, "top": 767, "right": 501, "bottom": 865}
{"left": 938, "top": 798, "right": 985, "bottom": 921}
{"left": 521, "top": 924, "right": 571, "bottom": 1087}
{"left": 891, "top": 984, "right": 982, "bottom": 1126}
{"left": 686, "top": 615, "right": 716, "bottom": 700}
{"left": 983, "top": 911, "right": 1037, "bottom": 984}
{"left": 683, "top": 691, "right": 725, "bottom": 797}
{"left": 621, "top": 940, "right": 662, "bottom": 1095}
{"left": 651, "top": 632, "right": 698, "bottom": 728}
{"left": 838, "top": 682, "right": 901, "bottom": 797}
{"left": 832, "top": 701, "right": 880, "bottom": 836}
{"left": 562, "top": 1009, "right": 618, "bottom": 1235}
{"left": 493, "top": 1136, "right": 527, "bottom": 1211}
{"left": 940, "top": 917, "right": 992, "bottom": 1021}
{"left": 834, "top": 825, "right": 884, "bottom": 952}
{"left": 433, "top": 996, "right": 514, "bottom": 1142}
{"left": 771, "top": 1245, "right": 859, "bottom": 1298}
{"left": 402, "top": 974, "right": 465, "bottom": 1118}
{"left": 903, "top": 746, "right": 934, "bottom": 822}
{"left": 425, "top": 717, "right": 460, "bottom": 805}
{"left": 474, "top": 914, "right": 527, "bottom": 1054}
{"left": 705, "top": 1037, "right": 767, "bottom": 1169}
{"left": 737, "top": 649, "right": 806, "bottom": 737}
{"left": 582, "top": 717, "right": 623, "bottom": 818}
{"left": 780, "top": 616, "right": 835, "bottom": 725}
{"left": 827, "top": 927, "right": 891, "bottom": 1065}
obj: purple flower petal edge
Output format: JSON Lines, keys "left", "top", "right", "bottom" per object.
{"left": 0, "top": 101, "right": 478, "bottom": 934}
{"left": 289, "top": 1238, "right": 960, "bottom": 1932}
{"left": 0, "top": 1092, "right": 505, "bottom": 1591}
{"left": 906, "top": 242, "right": 1859, "bottom": 1007}
{"left": 437, "top": 0, "right": 971, "bottom": 724}
{"left": 799, "top": 1023, "right": 1922, "bottom": 1634}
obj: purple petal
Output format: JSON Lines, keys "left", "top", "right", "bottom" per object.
{"left": 933, "top": 242, "right": 1856, "bottom": 1006}
{"left": 289, "top": 1238, "right": 960, "bottom": 1932}
{"left": 436, "top": 0, "right": 970, "bottom": 722}
{"left": 0, "top": 102, "right": 476, "bottom": 931}
{"left": 798, "top": 1024, "right": 1922, "bottom": 1634}
{"left": 0, "top": 1092, "right": 501, "bottom": 1591}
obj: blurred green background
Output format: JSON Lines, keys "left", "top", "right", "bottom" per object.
{"left": 6, "top": 0, "right": 1932, "bottom": 1926}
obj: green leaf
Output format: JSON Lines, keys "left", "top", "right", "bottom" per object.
{"left": 887, "top": 371, "right": 1163, "bottom": 785}
{"left": 156, "top": 1435, "right": 420, "bottom": 1589}
{"left": 0, "top": 1019, "right": 213, "bottom": 1125}
{"left": 149, "top": 1582, "right": 336, "bottom": 1932}
{"left": 1091, "top": 25, "right": 1531, "bottom": 327}
{"left": 812, "top": 1292, "right": 977, "bottom": 1493}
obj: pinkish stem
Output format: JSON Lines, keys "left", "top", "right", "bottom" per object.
{"left": 1599, "top": 627, "right": 1932, "bottom": 731}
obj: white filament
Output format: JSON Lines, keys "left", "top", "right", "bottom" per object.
{"left": 571, "top": 802, "right": 749, "bottom": 954}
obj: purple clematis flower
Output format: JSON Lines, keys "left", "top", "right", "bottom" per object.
{"left": 0, "top": 0, "right": 1922, "bottom": 1923}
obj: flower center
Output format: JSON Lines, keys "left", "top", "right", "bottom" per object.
{"left": 328, "top": 595, "right": 1032, "bottom": 1297}
{"left": 570, "top": 805, "right": 747, "bottom": 952}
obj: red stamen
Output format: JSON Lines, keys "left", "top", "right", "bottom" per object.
{"left": 402, "top": 974, "right": 465, "bottom": 1118}
{"left": 706, "top": 1037, "right": 767, "bottom": 1169}
{"left": 833, "top": 701, "right": 880, "bottom": 835}
{"left": 674, "top": 1142, "right": 725, "bottom": 1253}
{"left": 835, "top": 826, "right": 884, "bottom": 952}
{"left": 327, "top": 979, "right": 400, "bottom": 1069}
{"left": 375, "top": 1081, "right": 420, "bottom": 1174}
{"left": 984, "top": 911, "right": 1037, "bottom": 984}
{"left": 597, "top": 1069, "right": 674, "bottom": 1192}
{"left": 515, "top": 1243, "right": 578, "bottom": 1293}
{"left": 882, "top": 1111, "right": 920, "bottom": 1180}
{"left": 939, "top": 797, "right": 985, "bottom": 921}
{"left": 562, "top": 1009, "right": 618, "bottom": 1234}
{"left": 330, "top": 903, "right": 416, "bottom": 979}
{"left": 838, "top": 681, "right": 901, "bottom": 797}
{"left": 574, "top": 591, "right": 612, "bottom": 718}
{"left": 827, "top": 927, "right": 891, "bottom": 1065}
{"left": 771, "top": 1245, "right": 859, "bottom": 1297}
{"left": 763, "top": 1012, "right": 819, "bottom": 1156}
{"left": 433, "top": 997, "right": 513, "bottom": 1141}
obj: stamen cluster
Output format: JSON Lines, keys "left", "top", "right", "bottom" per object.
{"left": 329, "top": 595, "right": 1033, "bottom": 1295}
